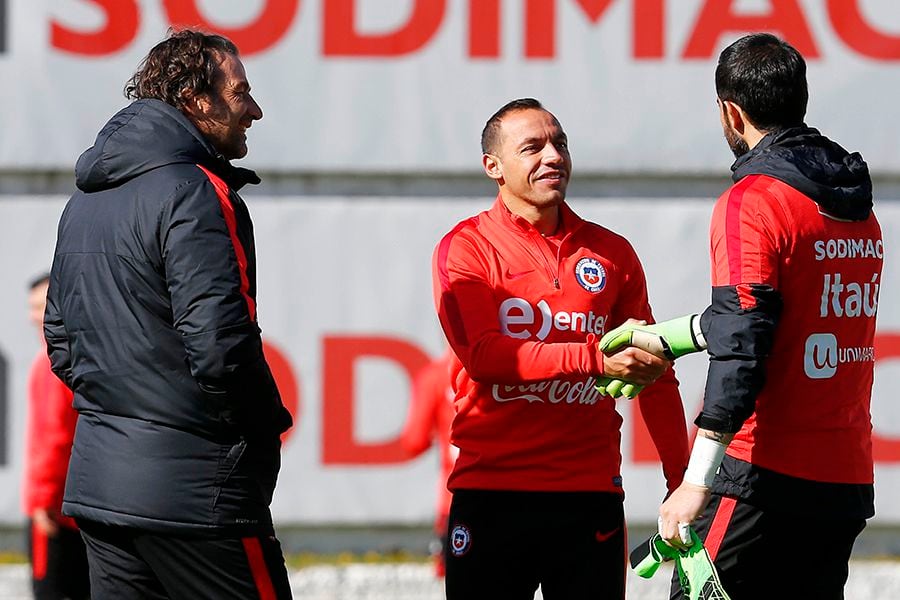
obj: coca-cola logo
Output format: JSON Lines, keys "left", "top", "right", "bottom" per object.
{"left": 491, "top": 376, "right": 601, "bottom": 405}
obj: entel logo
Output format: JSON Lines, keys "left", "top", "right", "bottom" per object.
{"left": 499, "top": 298, "right": 607, "bottom": 340}
{"left": 805, "top": 333, "right": 838, "bottom": 379}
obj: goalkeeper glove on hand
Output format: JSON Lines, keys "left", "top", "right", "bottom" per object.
{"left": 599, "top": 314, "right": 707, "bottom": 360}
{"left": 595, "top": 376, "right": 643, "bottom": 399}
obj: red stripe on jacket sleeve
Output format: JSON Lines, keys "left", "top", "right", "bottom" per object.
{"left": 241, "top": 537, "right": 277, "bottom": 600}
{"left": 724, "top": 176, "right": 759, "bottom": 285}
{"left": 722, "top": 175, "right": 764, "bottom": 309}
{"left": 197, "top": 165, "right": 257, "bottom": 322}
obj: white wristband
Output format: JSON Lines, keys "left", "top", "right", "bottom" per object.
{"left": 690, "top": 314, "right": 708, "bottom": 350}
{"left": 683, "top": 435, "right": 727, "bottom": 488}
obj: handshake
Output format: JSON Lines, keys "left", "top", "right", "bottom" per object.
{"left": 595, "top": 314, "right": 707, "bottom": 399}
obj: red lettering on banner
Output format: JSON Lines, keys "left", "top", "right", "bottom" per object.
{"left": 525, "top": 0, "right": 554, "bottom": 59}
{"left": 524, "top": 0, "right": 662, "bottom": 60}
{"left": 828, "top": 0, "right": 900, "bottom": 60}
{"left": 469, "top": 0, "right": 501, "bottom": 58}
{"left": 682, "top": 0, "right": 819, "bottom": 59}
{"left": 635, "top": 0, "right": 665, "bottom": 59}
{"left": 525, "top": 0, "right": 616, "bottom": 59}
{"left": 51, "top": 0, "right": 138, "bottom": 56}
{"left": 323, "top": 0, "right": 445, "bottom": 56}
{"left": 873, "top": 333, "right": 900, "bottom": 462}
{"left": 322, "top": 335, "right": 431, "bottom": 464}
{"left": 47, "top": 2, "right": 900, "bottom": 61}
{"left": 262, "top": 340, "right": 301, "bottom": 445}
{"left": 162, "top": 0, "right": 300, "bottom": 56}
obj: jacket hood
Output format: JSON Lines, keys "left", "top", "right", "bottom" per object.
{"left": 75, "top": 99, "right": 260, "bottom": 193}
{"left": 731, "top": 126, "right": 872, "bottom": 221}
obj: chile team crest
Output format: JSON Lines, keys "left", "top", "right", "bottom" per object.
{"left": 575, "top": 257, "right": 606, "bottom": 293}
{"left": 450, "top": 524, "right": 472, "bottom": 557}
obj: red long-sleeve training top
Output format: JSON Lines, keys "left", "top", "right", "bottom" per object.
{"left": 433, "top": 197, "right": 689, "bottom": 494}
{"left": 22, "top": 348, "right": 78, "bottom": 528}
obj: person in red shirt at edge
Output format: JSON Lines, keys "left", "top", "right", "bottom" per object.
{"left": 431, "top": 97, "right": 690, "bottom": 600}
{"left": 399, "top": 348, "right": 456, "bottom": 578}
{"left": 23, "top": 273, "right": 90, "bottom": 600}
{"left": 598, "top": 34, "right": 882, "bottom": 600}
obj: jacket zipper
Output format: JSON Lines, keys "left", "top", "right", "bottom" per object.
{"left": 529, "top": 229, "right": 560, "bottom": 289}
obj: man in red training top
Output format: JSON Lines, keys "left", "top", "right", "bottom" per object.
{"left": 432, "top": 97, "right": 690, "bottom": 599}
{"left": 23, "top": 273, "right": 89, "bottom": 600}
{"left": 600, "top": 33, "right": 882, "bottom": 600}
{"left": 400, "top": 348, "right": 456, "bottom": 578}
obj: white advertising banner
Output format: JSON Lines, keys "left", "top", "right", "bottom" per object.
{"left": 1, "top": 195, "right": 899, "bottom": 525}
{"left": 2, "top": 1, "right": 900, "bottom": 173}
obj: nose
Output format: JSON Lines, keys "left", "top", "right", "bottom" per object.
{"left": 248, "top": 95, "right": 263, "bottom": 121}
{"left": 543, "top": 143, "right": 564, "bottom": 164}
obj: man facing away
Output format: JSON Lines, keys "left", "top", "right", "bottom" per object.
{"left": 44, "top": 29, "right": 294, "bottom": 599}
{"left": 432, "top": 97, "right": 690, "bottom": 600}
{"left": 599, "top": 33, "right": 881, "bottom": 600}
{"left": 23, "top": 273, "right": 90, "bottom": 600}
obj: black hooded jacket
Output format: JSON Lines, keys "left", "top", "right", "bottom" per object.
{"left": 697, "top": 126, "right": 876, "bottom": 518}
{"left": 45, "top": 99, "right": 292, "bottom": 535}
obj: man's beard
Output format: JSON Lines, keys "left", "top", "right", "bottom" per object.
{"left": 724, "top": 123, "right": 750, "bottom": 159}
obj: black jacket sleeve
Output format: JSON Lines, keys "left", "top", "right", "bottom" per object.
{"left": 696, "top": 283, "right": 783, "bottom": 433}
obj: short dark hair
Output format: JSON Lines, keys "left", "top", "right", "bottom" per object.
{"left": 28, "top": 272, "right": 50, "bottom": 290}
{"left": 715, "top": 33, "right": 808, "bottom": 132}
{"left": 124, "top": 28, "right": 238, "bottom": 111}
{"left": 481, "top": 98, "right": 546, "bottom": 154}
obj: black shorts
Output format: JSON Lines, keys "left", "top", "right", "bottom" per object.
{"left": 27, "top": 519, "right": 90, "bottom": 600}
{"left": 670, "top": 494, "right": 866, "bottom": 600}
{"left": 77, "top": 519, "right": 292, "bottom": 600}
{"left": 445, "top": 489, "right": 626, "bottom": 600}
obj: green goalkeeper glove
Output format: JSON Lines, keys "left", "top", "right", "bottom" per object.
{"left": 595, "top": 376, "right": 643, "bottom": 399}
{"left": 631, "top": 529, "right": 732, "bottom": 600}
{"left": 599, "top": 314, "right": 706, "bottom": 361}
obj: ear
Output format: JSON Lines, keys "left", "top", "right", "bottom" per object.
{"left": 181, "top": 90, "right": 209, "bottom": 120}
{"left": 483, "top": 153, "right": 503, "bottom": 182}
{"left": 721, "top": 100, "right": 746, "bottom": 135}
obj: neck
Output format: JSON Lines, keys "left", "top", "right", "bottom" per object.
{"left": 501, "top": 194, "right": 560, "bottom": 236}
{"left": 744, "top": 125, "right": 768, "bottom": 152}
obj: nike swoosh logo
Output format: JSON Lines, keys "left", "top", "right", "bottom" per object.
{"left": 505, "top": 269, "right": 534, "bottom": 279}
{"left": 595, "top": 527, "right": 621, "bottom": 543}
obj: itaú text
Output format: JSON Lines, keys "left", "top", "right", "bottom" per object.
{"left": 820, "top": 273, "right": 879, "bottom": 318}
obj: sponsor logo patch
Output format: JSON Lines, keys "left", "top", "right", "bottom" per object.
{"left": 450, "top": 524, "right": 472, "bottom": 557}
{"left": 804, "top": 333, "right": 874, "bottom": 380}
{"left": 575, "top": 257, "right": 606, "bottom": 293}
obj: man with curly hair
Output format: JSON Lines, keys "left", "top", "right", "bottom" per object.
{"left": 45, "top": 29, "right": 293, "bottom": 599}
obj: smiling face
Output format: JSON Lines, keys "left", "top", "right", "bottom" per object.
{"left": 187, "top": 51, "right": 262, "bottom": 160}
{"left": 483, "top": 108, "right": 572, "bottom": 217}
